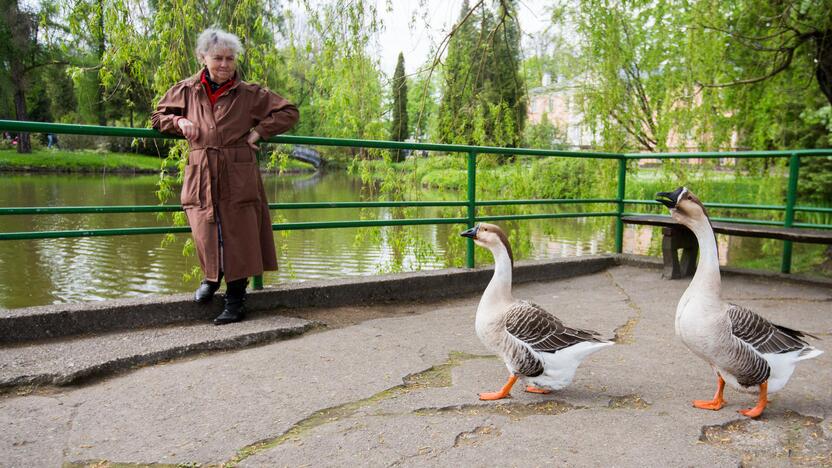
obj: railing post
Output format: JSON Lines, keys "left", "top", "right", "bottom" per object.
{"left": 781, "top": 152, "right": 800, "bottom": 273}
{"left": 614, "top": 156, "right": 627, "bottom": 253}
{"left": 466, "top": 151, "right": 477, "bottom": 268}
{"left": 252, "top": 274, "right": 264, "bottom": 290}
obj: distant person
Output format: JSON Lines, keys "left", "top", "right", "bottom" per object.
{"left": 151, "top": 28, "right": 299, "bottom": 325}
{"left": 47, "top": 133, "right": 58, "bottom": 148}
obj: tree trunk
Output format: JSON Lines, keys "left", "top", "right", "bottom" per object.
{"left": 96, "top": 0, "right": 106, "bottom": 126}
{"left": 815, "top": 30, "right": 832, "bottom": 106}
{"left": 11, "top": 67, "right": 31, "bottom": 154}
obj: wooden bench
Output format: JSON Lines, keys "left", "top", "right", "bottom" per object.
{"left": 621, "top": 215, "right": 832, "bottom": 279}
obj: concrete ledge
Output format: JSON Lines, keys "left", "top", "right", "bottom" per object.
{"left": 0, "top": 255, "right": 616, "bottom": 344}
{"left": 0, "top": 315, "right": 315, "bottom": 389}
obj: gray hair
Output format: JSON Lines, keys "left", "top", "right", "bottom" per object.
{"left": 195, "top": 28, "right": 244, "bottom": 61}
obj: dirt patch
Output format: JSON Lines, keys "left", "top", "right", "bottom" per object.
{"left": 453, "top": 424, "right": 502, "bottom": 447}
{"left": 608, "top": 394, "right": 651, "bottom": 409}
{"left": 699, "top": 411, "right": 832, "bottom": 467}
{"left": 415, "top": 400, "right": 580, "bottom": 422}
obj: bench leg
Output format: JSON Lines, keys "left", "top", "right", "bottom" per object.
{"left": 662, "top": 227, "right": 698, "bottom": 279}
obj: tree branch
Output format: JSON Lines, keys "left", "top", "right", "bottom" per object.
{"left": 22, "top": 60, "right": 70, "bottom": 74}
{"left": 697, "top": 46, "right": 797, "bottom": 88}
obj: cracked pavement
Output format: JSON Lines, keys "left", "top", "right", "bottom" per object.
{"left": 2, "top": 265, "right": 831, "bottom": 467}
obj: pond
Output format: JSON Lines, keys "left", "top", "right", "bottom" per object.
{"left": 0, "top": 170, "right": 826, "bottom": 309}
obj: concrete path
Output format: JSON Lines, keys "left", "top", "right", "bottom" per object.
{"left": 2, "top": 265, "right": 831, "bottom": 467}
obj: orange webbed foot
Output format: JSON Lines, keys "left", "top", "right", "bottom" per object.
{"left": 478, "top": 375, "right": 518, "bottom": 401}
{"left": 692, "top": 398, "right": 726, "bottom": 411}
{"left": 525, "top": 386, "right": 551, "bottom": 394}
{"left": 737, "top": 382, "right": 767, "bottom": 418}
{"left": 478, "top": 390, "right": 511, "bottom": 401}
{"left": 693, "top": 374, "right": 727, "bottom": 411}
{"left": 737, "top": 406, "right": 764, "bottom": 418}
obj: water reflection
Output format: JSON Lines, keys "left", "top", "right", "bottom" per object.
{"left": 0, "top": 172, "right": 825, "bottom": 309}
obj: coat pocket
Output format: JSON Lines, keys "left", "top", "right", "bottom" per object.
{"left": 180, "top": 164, "right": 201, "bottom": 208}
{"left": 227, "top": 161, "right": 261, "bottom": 204}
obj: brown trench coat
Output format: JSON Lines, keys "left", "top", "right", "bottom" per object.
{"left": 151, "top": 72, "right": 299, "bottom": 282}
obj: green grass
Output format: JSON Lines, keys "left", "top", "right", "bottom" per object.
{"left": 0, "top": 149, "right": 318, "bottom": 173}
{"left": 0, "top": 149, "right": 163, "bottom": 172}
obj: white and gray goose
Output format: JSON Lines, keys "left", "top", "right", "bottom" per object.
{"left": 460, "top": 223, "right": 614, "bottom": 400}
{"left": 657, "top": 187, "right": 823, "bottom": 418}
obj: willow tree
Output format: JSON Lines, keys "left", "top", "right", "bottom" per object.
{"left": 282, "top": 0, "right": 385, "bottom": 146}
{"left": 688, "top": 0, "right": 832, "bottom": 193}
{"left": 557, "top": 0, "right": 707, "bottom": 152}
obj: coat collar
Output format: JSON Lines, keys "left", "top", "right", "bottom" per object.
{"left": 187, "top": 69, "right": 244, "bottom": 92}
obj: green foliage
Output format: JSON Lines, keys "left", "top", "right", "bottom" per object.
{"left": 389, "top": 52, "right": 408, "bottom": 161}
{"left": 0, "top": 148, "right": 162, "bottom": 171}
{"left": 436, "top": 0, "right": 526, "bottom": 147}
{"left": 407, "top": 61, "right": 439, "bottom": 141}
{"left": 523, "top": 112, "right": 567, "bottom": 150}
{"left": 282, "top": 0, "right": 386, "bottom": 149}
{"left": 522, "top": 29, "right": 580, "bottom": 91}
{"left": 554, "top": 0, "right": 832, "bottom": 155}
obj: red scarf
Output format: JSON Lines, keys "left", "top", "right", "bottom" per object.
{"left": 200, "top": 69, "right": 235, "bottom": 106}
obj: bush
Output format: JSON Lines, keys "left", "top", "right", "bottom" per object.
{"left": 58, "top": 133, "right": 110, "bottom": 151}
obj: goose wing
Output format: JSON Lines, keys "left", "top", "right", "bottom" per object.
{"left": 727, "top": 304, "right": 814, "bottom": 354}
{"left": 505, "top": 300, "right": 603, "bottom": 354}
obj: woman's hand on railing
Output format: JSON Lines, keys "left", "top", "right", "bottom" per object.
{"left": 177, "top": 118, "right": 199, "bottom": 139}
{"left": 246, "top": 129, "right": 261, "bottom": 151}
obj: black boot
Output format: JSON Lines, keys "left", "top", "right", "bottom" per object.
{"left": 194, "top": 272, "right": 223, "bottom": 303}
{"left": 214, "top": 278, "right": 247, "bottom": 325}
{"left": 194, "top": 278, "right": 221, "bottom": 303}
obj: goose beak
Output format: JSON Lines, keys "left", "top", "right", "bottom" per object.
{"left": 656, "top": 187, "right": 684, "bottom": 209}
{"left": 460, "top": 225, "right": 479, "bottom": 239}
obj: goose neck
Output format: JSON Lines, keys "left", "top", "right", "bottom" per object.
{"left": 482, "top": 244, "right": 513, "bottom": 304}
{"left": 688, "top": 219, "right": 721, "bottom": 295}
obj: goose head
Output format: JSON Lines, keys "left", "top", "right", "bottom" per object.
{"left": 460, "top": 223, "right": 514, "bottom": 266}
{"left": 656, "top": 186, "right": 709, "bottom": 228}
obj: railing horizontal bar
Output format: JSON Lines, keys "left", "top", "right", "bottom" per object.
{"left": 477, "top": 198, "right": 617, "bottom": 206}
{"left": 0, "top": 217, "right": 471, "bottom": 240}
{"left": 623, "top": 199, "right": 789, "bottom": 211}
{"left": 0, "top": 120, "right": 622, "bottom": 159}
{"left": 273, "top": 218, "right": 467, "bottom": 230}
{"left": 476, "top": 212, "right": 618, "bottom": 222}
{"left": 0, "top": 201, "right": 469, "bottom": 215}
{"left": 0, "top": 226, "right": 193, "bottom": 240}
{"left": 794, "top": 206, "right": 832, "bottom": 214}
{"left": 624, "top": 150, "right": 832, "bottom": 159}
{"left": 271, "top": 201, "right": 468, "bottom": 209}
{"left": 792, "top": 222, "right": 832, "bottom": 230}
{"left": 620, "top": 212, "right": 785, "bottom": 227}
{"left": 0, "top": 205, "right": 183, "bottom": 215}
{"left": 707, "top": 217, "right": 785, "bottom": 226}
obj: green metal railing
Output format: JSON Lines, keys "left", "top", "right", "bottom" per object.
{"left": 1, "top": 120, "right": 831, "bottom": 281}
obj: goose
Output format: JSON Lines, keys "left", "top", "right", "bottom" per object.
{"left": 656, "top": 187, "right": 824, "bottom": 418}
{"left": 460, "top": 223, "right": 614, "bottom": 400}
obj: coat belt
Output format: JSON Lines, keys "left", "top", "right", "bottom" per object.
{"left": 189, "top": 144, "right": 250, "bottom": 151}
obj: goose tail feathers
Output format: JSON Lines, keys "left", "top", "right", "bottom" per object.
{"left": 796, "top": 347, "right": 824, "bottom": 361}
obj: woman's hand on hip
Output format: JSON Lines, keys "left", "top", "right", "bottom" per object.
{"left": 247, "top": 130, "right": 262, "bottom": 151}
{"left": 177, "top": 118, "right": 199, "bottom": 139}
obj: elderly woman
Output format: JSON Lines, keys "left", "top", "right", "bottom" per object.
{"left": 152, "top": 28, "right": 299, "bottom": 325}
